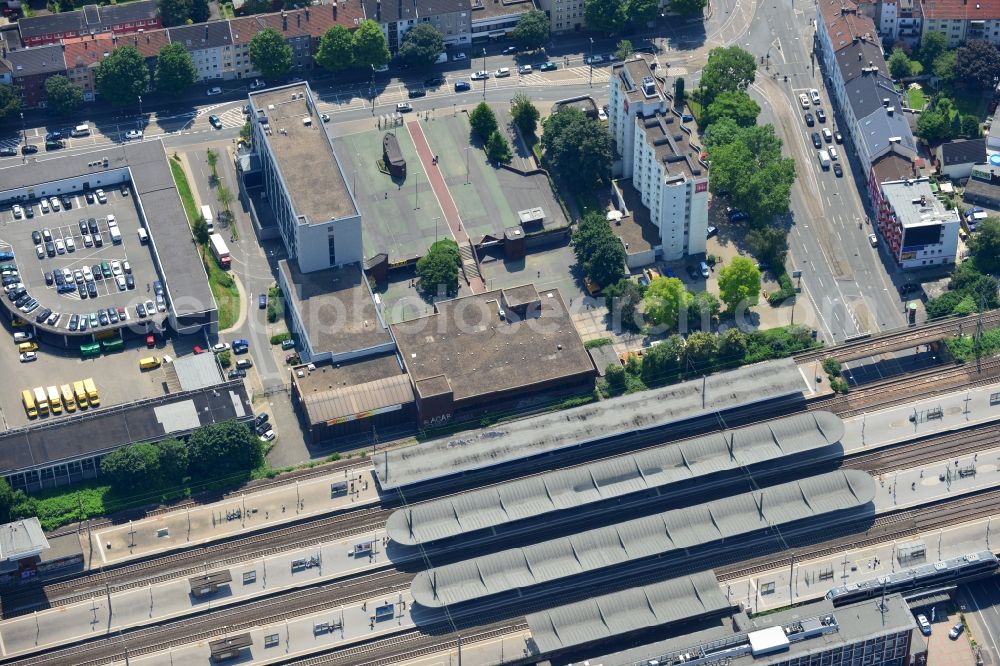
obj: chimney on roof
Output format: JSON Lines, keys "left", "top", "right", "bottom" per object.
{"left": 205, "top": 25, "right": 208, "bottom": 39}
{"left": 297, "top": 13, "right": 300, "bottom": 26}
{"left": 858, "top": 52, "right": 862, "bottom": 59}
{"left": 887, "top": 106, "right": 894, "bottom": 115}
{"left": 305, "top": 7, "right": 309, "bottom": 19}
{"left": 333, "top": 1, "right": 337, "bottom": 19}
{"left": 283, "top": 13, "right": 288, "bottom": 30}
{"left": 376, "top": 0, "right": 380, "bottom": 20}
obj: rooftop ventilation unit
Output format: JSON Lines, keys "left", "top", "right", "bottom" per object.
{"left": 641, "top": 76, "right": 656, "bottom": 97}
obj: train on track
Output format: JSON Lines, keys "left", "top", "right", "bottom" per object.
{"left": 826, "top": 550, "right": 998, "bottom": 606}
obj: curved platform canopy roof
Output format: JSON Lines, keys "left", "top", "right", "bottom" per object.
{"left": 526, "top": 570, "right": 730, "bottom": 654}
{"left": 388, "top": 412, "right": 844, "bottom": 546}
{"left": 376, "top": 358, "right": 805, "bottom": 490}
{"left": 411, "top": 470, "right": 875, "bottom": 608}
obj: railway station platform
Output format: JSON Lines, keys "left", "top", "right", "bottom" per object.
{"left": 840, "top": 380, "right": 1000, "bottom": 455}
{"left": 113, "top": 587, "right": 416, "bottom": 666}
{"left": 84, "top": 467, "right": 378, "bottom": 567}
{"left": 724, "top": 513, "right": 997, "bottom": 614}
{"left": 0, "top": 526, "right": 390, "bottom": 658}
{"left": 870, "top": 444, "right": 1000, "bottom": 514}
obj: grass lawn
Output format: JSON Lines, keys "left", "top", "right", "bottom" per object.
{"left": 954, "top": 93, "right": 989, "bottom": 120}
{"left": 169, "top": 154, "right": 240, "bottom": 330}
{"left": 202, "top": 246, "right": 239, "bottom": 329}
{"left": 907, "top": 87, "right": 927, "bottom": 111}
{"left": 687, "top": 98, "right": 704, "bottom": 124}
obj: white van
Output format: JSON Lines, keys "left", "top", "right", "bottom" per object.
{"left": 109, "top": 225, "right": 122, "bottom": 245}
{"left": 817, "top": 150, "right": 831, "bottom": 170}
{"left": 200, "top": 204, "right": 215, "bottom": 233}
{"left": 435, "top": 52, "right": 448, "bottom": 65}
{"left": 137, "top": 228, "right": 149, "bottom": 244}
{"left": 71, "top": 123, "right": 90, "bottom": 137}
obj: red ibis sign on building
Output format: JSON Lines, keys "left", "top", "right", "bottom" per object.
{"left": 695, "top": 181, "right": 708, "bottom": 193}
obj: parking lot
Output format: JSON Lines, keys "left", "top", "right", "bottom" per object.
{"left": 2, "top": 184, "right": 166, "bottom": 334}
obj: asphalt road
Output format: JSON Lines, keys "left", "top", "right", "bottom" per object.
{"left": 961, "top": 579, "right": 1000, "bottom": 664}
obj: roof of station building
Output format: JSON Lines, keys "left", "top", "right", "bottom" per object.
{"left": 410, "top": 470, "right": 875, "bottom": 608}
{"left": 387, "top": 412, "right": 844, "bottom": 546}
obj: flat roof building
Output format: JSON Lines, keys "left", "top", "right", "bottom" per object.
{"left": 391, "top": 284, "right": 595, "bottom": 427}
{"left": 249, "top": 83, "right": 362, "bottom": 274}
{"left": 0, "top": 518, "right": 49, "bottom": 564}
{"left": 877, "top": 177, "right": 960, "bottom": 269}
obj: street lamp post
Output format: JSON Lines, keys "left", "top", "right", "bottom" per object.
{"left": 137, "top": 95, "right": 143, "bottom": 130}
{"left": 20, "top": 112, "right": 25, "bottom": 145}
{"left": 371, "top": 64, "right": 376, "bottom": 115}
{"left": 482, "top": 48, "right": 488, "bottom": 99}
{"left": 589, "top": 38, "right": 594, "bottom": 88}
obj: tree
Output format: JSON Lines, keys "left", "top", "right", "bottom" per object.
{"left": 186, "top": 421, "right": 264, "bottom": 481}
{"left": 703, "top": 116, "right": 742, "bottom": 148}
{"left": 970, "top": 217, "right": 1000, "bottom": 273}
{"left": 101, "top": 443, "right": 161, "bottom": 493}
{"left": 703, "top": 90, "right": 760, "bottom": 128}
{"left": 416, "top": 238, "right": 461, "bottom": 296}
{"left": 486, "top": 131, "right": 513, "bottom": 163}
{"left": 915, "top": 106, "right": 953, "bottom": 143}
{"left": 511, "top": 9, "right": 550, "bottom": 50}
{"left": 719, "top": 327, "right": 748, "bottom": 361}
{"left": 669, "top": 0, "right": 707, "bottom": 17}
{"left": 396, "top": 23, "right": 444, "bottom": 68}
{"left": 644, "top": 276, "right": 691, "bottom": 329}
{"left": 156, "top": 438, "right": 188, "bottom": 485}
{"left": 469, "top": 102, "right": 498, "bottom": 141}
{"left": 95, "top": 46, "right": 149, "bottom": 107}
{"left": 747, "top": 226, "right": 788, "bottom": 268}
{"left": 615, "top": 39, "right": 634, "bottom": 63}
{"left": 683, "top": 331, "right": 719, "bottom": 367}
{"left": 584, "top": 0, "right": 626, "bottom": 33}
{"left": 707, "top": 124, "right": 796, "bottom": 224}
{"left": 155, "top": 43, "right": 196, "bottom": 96}
{"left": 353, "top": 19, "right": 390, "bottom": 69}
{"left": 918, "top": 31, "right": 948, "bottom": 68}
{"left": 626, "top": 0, "right": 659, "bottom": 24}
{"left": 190, "top": 0, "right": 210, "bottom": 23}
{"left": 718, "top": 256, "right": 761, "bottom": 310}
{"left": 250, "top": 28, "right": 293, "bottom": 82}
{"left": 0, "top": 84, "right": 20, "bottom": 121}
{"left": 191, "top": 214, "right": 209, "bottom": 244}
{"left": 961, "top": 114, "right": 982, "bottom": 138}
{"left": 571, "top": 212, "right": 626, "bottom": 288}
{"left": 955, "top": 40, "right": 1000, "bottom": 90}
{"left": 511, "top": 92, "right": 540, "bottom": 138}
{"left": 0, "top": 477, "right": 14, "bottom": 523}
{"left": 696, "top": 46, "right": 756, "bottom": 106}
{"left": 316, "top": 25, "right": 354, "bottom": 73}
{"left": 44, "top": 75, "right": 83, "bottom": 116}
{"left": 641, "top": 334, "right": 683, "bottom": 385}
{"left": 933, "top": 50, "right": 957, "bottom": 86}
{"left": 689, "top": 290, "right": 721, "bottom": 328}
{"left": 542, "top": 107, "right": 614, "bottom": 192}
{"left": 673, "top": 77, "right": 686, "bottom": 108}
{"left": 157, "top": 0, "right": 192, "bottom": 27}
{"left": 888, "top": 48, "right": 913, "bottom": 79}
{"left": 604, "top": 278, "right": 643, "bottom": 332}
{"left": 604, "top": 363, "right": 627, "bottom": 394}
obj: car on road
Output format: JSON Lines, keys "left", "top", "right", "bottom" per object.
{"left": 454, "top": 80, "right": 471, "bottom": 92}
{"left": 207, "top": 87, "right": 222, "bottom": 96}
{"left": 586, "top": 54, "right": 605, "bottom": 65}
{"left": 259, "top": 293, "right": 267, "bottom": 309}
{"left": 209, "top": 115, "right": 223, "bottom": 129}
{"left": 212, "top": 342, "right": 230, "bottom": 353}
{"left": 19, "top": 351, "right": 36, "bottom": 362}
{"left": 494, "top": 67, "right": 511, "bottom": 78}
{"left": 320, "top": 113, "right": 330, "bottom": 122}
{"left": 0, "top": 147, "right": 16, "bottom": 157}
{"left": 810, "top": 88, "right": 821, "bottom": 105}
{"left": 726, "top": 207, "right": 749, "bottom": 222}
{"left": 804, "top": 112, "right": 814, "bottom": 127}
{"left": 45, "top": 139, "right": 65, "bottom": 151}
{"left": 237, "top": 358, "right": 253, "bottom": 369}
{"left": 451, "top": 53, "right": 467, "bottom": 61}
{"left": 502, "top": 46, "right": 518, "bottom": 55}
{"left": 407, "top": 89, "right": 426, "bottom": 99}
{"left": 124, "top": 129, "right": 143, "bottom": 140}
{"left": 833, "top": 162, "right": 843, "bottom": 177}
{"left": 539, "top": 61, "right": 557, "bottom": 71}
{"left": 822, "top": 128, "right": 833, "bottom": 143}
{"left": 248, "top": 79, "right": 266, "bottom": 90}
{"left": 424, "top": 77, "right": 444, "bottom": 87}
{"left": 949, "top": 623, "right": 964, "bottom": 640}
{"left": 829, "top": 147, "right": 838, "bottom": 161}
{"left": 12, "top": 204, "right": 22, "bottom": 219}
{"left": 816, "top": 108, "right": 826, "bottom": 123}
{"left": 706, "top": 225, "right": 718, "bottom": 238}
{"left": 811, "top": 132, "right": 822, "bottom": 149}
{"left": 518, "top": 64, "right": 532, "bottom": 74}
{"left": 868, "top": 233, "right": 878, "bottom": 247}
{"left": 396, "top": 102, "right": 413, "bottom": 113}
{"left": 834, "top": 131, "right": 843, "bottom": 143}
{"left": 471, "top": 70, "right": 490, "bottom": 80}
{"left": 799, "top": 93, "right": 810, "bottom": 109}
{"left": 22, "top": 144, "right": 39, "bottom": 155}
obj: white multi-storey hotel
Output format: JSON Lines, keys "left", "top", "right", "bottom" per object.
{"left": 609, "top": 57, "right": 709, "bottom": 261}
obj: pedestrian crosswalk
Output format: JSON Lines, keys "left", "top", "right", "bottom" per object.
{"left": 214, "top": 107, "right": 248, "bottom": 129}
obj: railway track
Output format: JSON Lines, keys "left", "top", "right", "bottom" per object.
{"left": 844, "top": 422, "right": 1000, "bottom": 475}
{"left": 4, "top": 569, "right": 415, "bottom": 666}
{"left": 794, "top": 309, "right": 1000, "bottom": 364}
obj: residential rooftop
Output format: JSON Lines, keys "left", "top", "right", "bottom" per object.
{"left": 278, "top": 260, "right": 392, "bottom": 357}
{"left": 833, "top": 38, "right": 887, "bottom": 85}
{"left": 639, "top": 110, "right": 706, "bottom": 182}
{"left": 391, "top": 284, "right": 594, "bottom": 405}
{"left": 5, "top": 43, "right": 65, "bottom": 77}
{"left": 613, "top": 178, "right": 661, "bottom": 254}
{"left": 250, "top": 84, "right": 358, "bottom": 224}
{"left": 871, "top": 150, "right": 918, "bottom": 184}
{"left": 167, "top": 21, "right": 234, "bottom": 51}
{"left": 881, "top": 177, "right": 960, "bottom": 228}
{"left": 469, "top": 0, "right": 535, "bottom": 20}
{"left": 612, "top": 56, "right": 664, "bottom": 105}
{"left": 17, "top": 0, "right": 158, "bottom": 39}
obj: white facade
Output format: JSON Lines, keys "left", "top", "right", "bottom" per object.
{"left": 535, "top": 0, "right": 585, "bottom": 33}
{"left": 608, "top": 59, "right": 667, "bottom": 179}
{"left": 880, "top": 178, "right": 960, "bottom": 269}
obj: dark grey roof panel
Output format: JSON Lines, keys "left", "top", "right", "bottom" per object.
{"left": 386, "top": 412, "right": 843, "bottom": 546}
{"left": 410, "top": 470, "right": 875, "bottom": 608}
{"left": 377, "top": 358, "right": 807, "bottom": 490}
{"left": 526, "top": 570, "right": 730, "bottom": 653}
